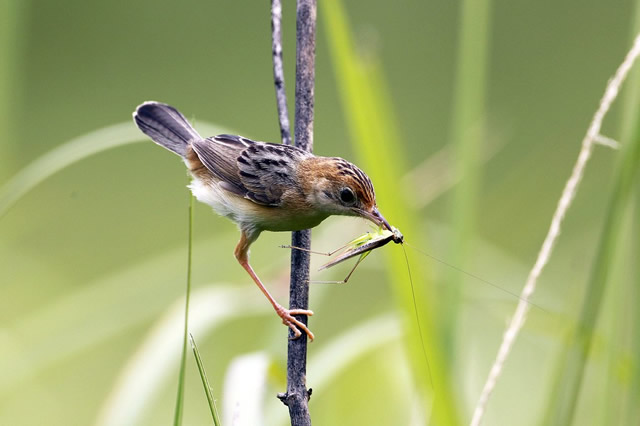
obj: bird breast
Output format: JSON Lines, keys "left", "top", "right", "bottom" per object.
{"left": 188, "top": 178, "right": 328, "bottom": 233}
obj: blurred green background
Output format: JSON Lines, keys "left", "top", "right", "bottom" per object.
{"left": 1, "top": 0, "right": 638, "bottom": 425}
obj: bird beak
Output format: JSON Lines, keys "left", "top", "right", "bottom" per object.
{"left": 360, "top": 207, "right": 393, "bottom": 231}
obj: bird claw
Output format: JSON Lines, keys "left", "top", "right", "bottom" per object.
{"left": 276, "top": 306, "right": 315, "bottom": 341}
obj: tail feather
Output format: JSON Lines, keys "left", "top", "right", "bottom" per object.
{"left": 133, "top": 101, "right": 201, "bottom": 157}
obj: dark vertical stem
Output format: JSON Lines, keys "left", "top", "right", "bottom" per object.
{"left": 280, "top": 228, "right": 312, "bottom": 424}
{"left": 275, "top": 0, "right": 316, "bottom": 424}
{"left": 292, "top": 0, "right": 316, "bottom": 153}
{"left": 271, "top": 0, "right": 292, "bottom": 145}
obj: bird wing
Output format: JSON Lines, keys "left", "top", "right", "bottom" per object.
{"left": 191, "top": 135, "right": 308, "bottom": 206}
{"left": 191, "top": 135, "right": 248, "bottom": 196}
{"left": 236, "top": 141, "right": 309, "bottom": 205}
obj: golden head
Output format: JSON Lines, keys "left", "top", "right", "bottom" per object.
{"left": 299, "top": 157, "right": 392, "bottom": 231}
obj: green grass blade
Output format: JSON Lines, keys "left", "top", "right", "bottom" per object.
{"left": 0, "top": 123, "right": 140, "bottom": 218}
{"left": 173, "top": 195, "right": 194, "bottom": 426}
{"left": 96, "top": 286, "right": 269, "bottom": 426}
{"left": 321, "top": 1, "right": 460, "bottom": 423}
{"left": 444, "top": 0, "right": 492, "bottom": 358}
{"left": 0, "top": 121, "right": 228, "bottom": 218}
{"left": 603, "top": 9, "right": 640, "bottom": 423}
{"left": 626, "top": 195, "right": 640, "bottom": 425}
{"left": 190, "top": 333, "right": 222, "bottom": 426}
{"left": 544, "top": 79, "right": 640, "bottom": 426}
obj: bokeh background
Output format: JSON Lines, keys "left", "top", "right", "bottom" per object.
{"left": 1, "top": 0, "right": 638, "bottom": 425}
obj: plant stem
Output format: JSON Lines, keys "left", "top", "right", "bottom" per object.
{"left": 292, "top": 0, "right": 316, "bottom": 154}
{"left": 172, "top": 194, "right": 194, "bottom": 426}
{"left": 275, "top": 0, "right": 316, "bottom": 424}
{"left": 470, "top": 32, "right": 640, "bottom": 426}
{"left": 271, "top": 0, "right": 292, "bottom": 145}
{"left": 544, "top": 49, "right": 640, "bottom": 426}
{"left": 444, "top": 0, "right": 491, "bottom": 359}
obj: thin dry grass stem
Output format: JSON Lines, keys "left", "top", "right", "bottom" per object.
{"left": 470, "top": 32, "right": 640, "bottom": 426}
{"left": 593, "top": 134, "right": 621, "bottom": 149}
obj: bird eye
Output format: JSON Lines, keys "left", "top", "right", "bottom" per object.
{"left": 339, "top": 187, "right": 356, "bottom": 205}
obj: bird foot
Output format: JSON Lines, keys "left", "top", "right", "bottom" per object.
{"left": 275, "top": 305, "right": 314, "bottom": 341}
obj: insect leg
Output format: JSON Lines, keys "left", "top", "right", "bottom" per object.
{"left": 310, "top": 252, "right": 371, "bottom": 284}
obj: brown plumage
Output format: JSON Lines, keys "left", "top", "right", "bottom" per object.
{"left": 133, "top": 101, "right": 392, "bottom": 340}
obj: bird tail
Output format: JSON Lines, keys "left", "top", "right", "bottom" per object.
{"left": 133, "top": 101, "right": 202, "bottom": 157}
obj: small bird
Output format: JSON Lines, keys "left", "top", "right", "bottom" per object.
{"left": 133, "top": 101, "right": 393, "bottom": 340}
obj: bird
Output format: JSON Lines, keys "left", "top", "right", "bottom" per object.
{"left": 133, "top": 101, "right": 393, "bottom": 341}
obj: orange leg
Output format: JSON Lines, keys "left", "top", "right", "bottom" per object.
{"left": 235, "top": 231, "right": 315, "bottom": 341}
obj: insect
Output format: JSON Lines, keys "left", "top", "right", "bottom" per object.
{"left": 284, "top": 225, "right": 404, "bottom": 284}
{"left": 284, "top": 225, "right": 434, "bottom": 385}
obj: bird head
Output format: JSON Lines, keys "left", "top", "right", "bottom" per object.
{"left": 302, "top": 157, "right": 393, "bottom": 231}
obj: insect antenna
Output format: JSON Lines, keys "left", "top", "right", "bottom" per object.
{"left": 279, "top": 243, "right": 349, "bottom": 257}
{"left": 403, "top": 241, "right": 548, "bottom": 313}
{"left": 285, "top": 236, "right": 435, "bottom": 391}
{"left": 401, "top": 243, "right": 434, "bottom": 392}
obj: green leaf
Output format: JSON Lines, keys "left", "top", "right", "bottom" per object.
{"left": 173, "top": 195, "right": 194, "bottom": 426}
{"left": 321, "top": 1, "right": 461, "bottom": 423}
{"left": 190, "top": 333, "right": 222, "bottom": 426}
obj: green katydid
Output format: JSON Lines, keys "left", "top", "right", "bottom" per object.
{"left": 283, "top": 227, "right": 545, "bottom": 311}
{"left": 282, "top": 226, "right": 404, "bottom": 283}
